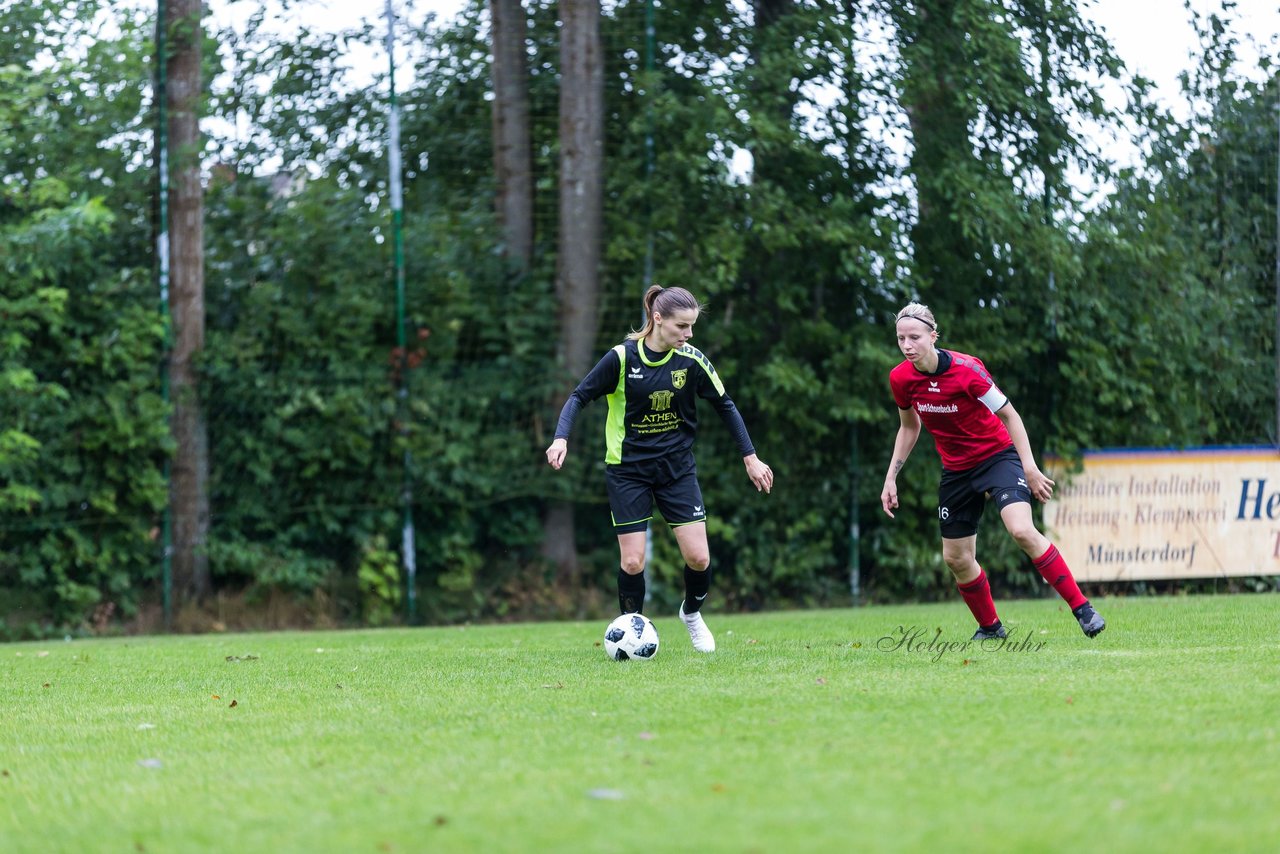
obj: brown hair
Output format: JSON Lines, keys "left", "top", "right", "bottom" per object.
{"left": 628, "top": 285, "right": 703, "bottom": 341}
{"left": 895, "top": 302, "right": 938, "bottom": 335}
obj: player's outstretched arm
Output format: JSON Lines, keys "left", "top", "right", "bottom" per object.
{"left": 546, "top": 437, "right": 568, "bottom": 470}
{"left": 743, "top": 454, "right": 773, "bottom": 494}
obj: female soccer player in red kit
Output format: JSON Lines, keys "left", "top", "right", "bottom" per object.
{"left": 880, "top": 302, "right": 1105, "bottom": 639}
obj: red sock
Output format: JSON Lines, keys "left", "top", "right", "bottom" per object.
{"left": 957, "top": 569, "right": 999, "bottom": 627}
{"left": 1033, "top": 543, "right": 1087, "bottom": 609}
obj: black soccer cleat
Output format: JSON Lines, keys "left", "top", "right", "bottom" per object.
{"left": 971, "top": 621, "right": 1007, "bottom": 641}
{"left": 1073, "top": 602, "right": 1106, "bottom": 638}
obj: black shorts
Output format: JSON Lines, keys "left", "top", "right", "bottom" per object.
{"left": 604, "top": 451, "right": 706, "bottom": 534}
{"left": 936, "top": 447, "right": 1032, "bottom": 539}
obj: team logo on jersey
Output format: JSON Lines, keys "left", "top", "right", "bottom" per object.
{"left": 650, "top": 390, "right": 675, "bottom": 411}
{"left": 671, "top": 368, "right": 688, "bottom": 389}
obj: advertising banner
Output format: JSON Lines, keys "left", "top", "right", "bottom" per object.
{"left": 1045, "top": 447, "right": 1280, "bottom": 581}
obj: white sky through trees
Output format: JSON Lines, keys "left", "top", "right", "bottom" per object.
{"left": 203, "top": 0, "right": 1280, "bottom": 181}
{"left": 206, "top": 0, "right": 1280, "bottom": 101}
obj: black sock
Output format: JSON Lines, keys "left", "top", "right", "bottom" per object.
{"left": 618, "top": 568, "right": 646, "bottom": 614}
{"left": 682, "top": 564, "right": 711, "bottom": 613}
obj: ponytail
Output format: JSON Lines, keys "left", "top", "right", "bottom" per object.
{"left": 627, "top": 285, "right": 703, "bottom": 341}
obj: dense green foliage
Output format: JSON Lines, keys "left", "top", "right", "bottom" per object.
{"left": 4, "top": 596, "right": 1280, "bottom": 851}
{"left": 0, "top": 0, "right": 1275, "bottom": 636}
{"left": 1, "top": 2, "right": 169, "bottom": 635}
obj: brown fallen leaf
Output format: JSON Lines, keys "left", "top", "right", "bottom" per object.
{"left": 229, "top": 700, "right": 238, "bottom": 708}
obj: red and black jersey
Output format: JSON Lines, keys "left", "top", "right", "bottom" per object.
{"left": 889, "top": 349, "right": 1012, "bottom": 471}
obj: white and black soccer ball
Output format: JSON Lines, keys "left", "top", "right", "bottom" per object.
{"left": 603, "top": 613, "right": 660, "bottom": 661}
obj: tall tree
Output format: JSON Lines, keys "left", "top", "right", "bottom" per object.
{"left": 490, "top": 0, "right": 535, "bottom": 266}
{"left": 543, "top": 0, "right": 604, "bottom": 589}
{"left": 165, "top": 0, "right": 210, "bottom": 601}
{"left": 1059, "top": 6, "right": 1278, "bottom": 451}
{"left": 889, "top": 0, "right": 1122, "bottom": 403}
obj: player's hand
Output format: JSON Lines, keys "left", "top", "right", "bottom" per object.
{"left": 744, "top": 454, "right": 773, "bottom": 494}
{"left": 1026, "top": 467, "right": 1054, "bottom": 502}
{"left": 546, "top": 438, "right": 568, "bottom": 470}
{"left": 880, "top": 481, "right": 898, "bottom": 518}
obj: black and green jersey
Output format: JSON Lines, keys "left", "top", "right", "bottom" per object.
{"left": 555, "top": 338, "right": 756, "bottom": 465}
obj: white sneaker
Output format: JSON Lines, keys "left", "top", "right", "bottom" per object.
{"left": 679, "top": 603, "right": 716, "bottom": 652}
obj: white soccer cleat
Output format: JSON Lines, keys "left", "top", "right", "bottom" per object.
{"left": 679, "top": 603, "right": 716, "bottom": 653}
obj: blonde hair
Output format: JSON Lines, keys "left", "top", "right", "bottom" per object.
{"left": 628, "top": 284, "right": 703, "bottom": 341}
{"left": 895, "top": 302, "right": 937, "bottom": 334}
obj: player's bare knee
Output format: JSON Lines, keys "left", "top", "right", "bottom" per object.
{"left": 943, "top": 552, "right": 976, "bottom": 577}
{"left": 1009, "top": 526, "right": 1045, "bottom": 555}
{"left": 620, "top": 555, "right": 646, "bottom": 575}
{"left": 684, "top": 554, "right": 710, "bottom": 572}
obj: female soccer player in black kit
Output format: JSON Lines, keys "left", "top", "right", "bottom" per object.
{"left": 546, "top": 285, "right": 773, "bottom": 652}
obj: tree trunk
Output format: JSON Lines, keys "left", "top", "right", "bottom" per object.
{"left": 749, "top": 0, "right": 799, "bottom": 149}
{"left": 753, "top": 0, "right": 791, "bottom": 29}
{"left": 489, "top": 0, "right": 534, "bottom": 266}
{"left": 892, "top": 0, "right": 973, "bottom": 296}
{"left": 167, "top": 0, "right": 210, "bottom": 603}
{"left": 547, "top": 0, "right": 604, "bottom": 588}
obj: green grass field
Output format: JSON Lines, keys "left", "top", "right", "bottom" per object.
{"left": 4, "top": 594, "right": 1278, "bottom": 853}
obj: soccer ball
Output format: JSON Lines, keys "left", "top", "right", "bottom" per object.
{"left": 603, "top": 613, "right": 660, "bottom": 661}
